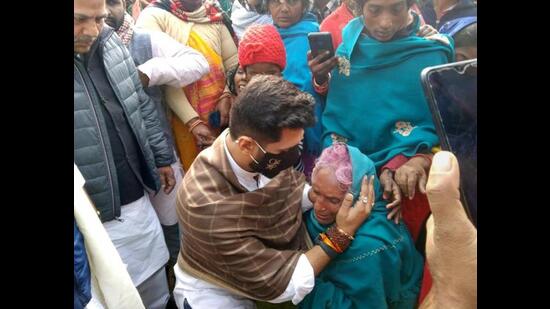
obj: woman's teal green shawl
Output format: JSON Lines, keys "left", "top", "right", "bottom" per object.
{"left": 321, "top": 15, "right": 454, "bottom": 168}
{"left": 276, "top": 13, "right": 324, "bottom": 156}
{"left": 300, "top": 145, "right": 423, "bottom": 308}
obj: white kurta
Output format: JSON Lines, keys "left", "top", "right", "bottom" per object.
{"left": 102, "top": 193, "right": 170, "bottom": 287}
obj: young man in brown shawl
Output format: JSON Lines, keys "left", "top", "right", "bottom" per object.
{"left": 173, "top": 75, "right": 374, "bottom": 308}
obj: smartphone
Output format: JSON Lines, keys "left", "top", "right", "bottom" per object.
{"left": 308, "top": 32, "right": 335, "bottom": 61}
{"left": 209, "top": 110, "right": 221, "bottom": 128}
{"left": 421, "top": 59, "right": 477, "bottom": 227}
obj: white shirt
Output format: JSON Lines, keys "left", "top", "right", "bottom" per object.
{"left": 136, "top": 29, "right": 210, "bottom": 88}
{"left": 173, "top": 131, "right": 315, "bottom": 308}
{"left": 102, "top": 194, "right": 169, "bottom": 287}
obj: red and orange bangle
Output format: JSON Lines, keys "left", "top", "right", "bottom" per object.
{"left": 326, "top": 225, "right": 352, "bottom": 252}
{"left": 320, "top": 232, "right": 343, "bottom": 254}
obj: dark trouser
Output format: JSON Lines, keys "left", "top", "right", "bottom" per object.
{"left": 162, "top": 223, "right": 180, "bottom": 295}
{"left": 183, "top": 298, "right": 193, "bottom": 309}
{"left": 162, "top": 223, "right": 180, "bottom": 264}
{"left": 136, "top": 267, "right": 170, "bottom": 309}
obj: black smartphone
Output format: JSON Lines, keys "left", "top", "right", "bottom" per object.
{"left": 421, "top": 59, "right": 477, "bottom": 227}
{"left": 308, "top": 32, "right": 334, "bottom": 60}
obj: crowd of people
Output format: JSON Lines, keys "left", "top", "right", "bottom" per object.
{"left": 74, "top": 0, "right": 477, "bottom": 308}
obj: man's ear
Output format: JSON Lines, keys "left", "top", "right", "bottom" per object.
{"left": 235, "top": 136, "right": 256, "bottom": 155}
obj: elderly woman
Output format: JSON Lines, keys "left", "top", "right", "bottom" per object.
{"left": 300, "top": 143, "right": 423, "bottom": 308}
{"left": 320, "top": 0, "right": 454, "bottom": 302}
{"left": 136, "top": 0, "right": 238, "bottom": 171}
{"left": 268, "top": 0, "right": 325, "bottom": 179}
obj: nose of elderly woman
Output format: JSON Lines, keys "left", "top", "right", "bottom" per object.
{"left": 420, "top": 151, "right": 477, "bottom": 309}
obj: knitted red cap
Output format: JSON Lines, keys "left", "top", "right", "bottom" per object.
{"left": 238, "top": 24, "right": 286, "bottom": 71}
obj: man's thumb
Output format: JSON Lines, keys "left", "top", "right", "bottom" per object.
{"left": 426, "top": 151, "right": 464, "bottom": 220}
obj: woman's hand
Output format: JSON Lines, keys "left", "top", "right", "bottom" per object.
{"left": 187, "top": 118, "right": 215, "bottom": 149}
{"left": 417, "top": 24, "right": 438, "bottom": 38}
{"left": 336, "top": 175, "right": 375, "bottom": 236}
{"left": 307, "top": 50, "right": 339, "bottom": 85}
{"left": 417, "top": 24, "right": 451, "bottom": 45}
{"left": 394, "top": 156, "right": 431, "bottom": 200}
{"left": 217, "top": 94, "right": 233, "bottom": 128}
{"left": 379, "top": 169, "right": 402, "bottom": 223}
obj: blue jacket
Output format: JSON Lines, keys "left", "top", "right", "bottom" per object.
{"left": 74, "top": 220, "right": 91, "bottom": 309}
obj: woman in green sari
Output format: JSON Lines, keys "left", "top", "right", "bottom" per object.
{"left": 300, "top": 143, "right": 423, "bottom": 308}
{"left": 320, "top": 0, "right": 455, "bottom": 271}
{"left": 322, "top": 0, "right": 454, "bottom": 169}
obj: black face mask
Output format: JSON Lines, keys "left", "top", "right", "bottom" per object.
{"left": 248, "top": 140, "right": 301, "bottom": 178}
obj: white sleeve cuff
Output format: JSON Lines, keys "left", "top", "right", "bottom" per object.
{"left": 268, "top": 254, "right": 315, "bottom": 304}
{"left": 301, "top": 183, "right": 313, "bottom": 213}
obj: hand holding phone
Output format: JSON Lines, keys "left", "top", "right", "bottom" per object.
{"left": 307, "top": 32, "right": 339, "bottom": 85}
{"left": 421, "top": 60, "right": 477, "bottom": 227}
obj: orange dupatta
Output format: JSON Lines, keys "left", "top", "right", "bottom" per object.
{"left": 171, "top": 30, "right": 226, "bottom": 170}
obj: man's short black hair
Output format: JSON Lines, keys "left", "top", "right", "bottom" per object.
{"left": 229, "top": 75, "right": 316, "bottom": 144}
{"left": 454, "top": 22, "right": 477, "bottom": 48}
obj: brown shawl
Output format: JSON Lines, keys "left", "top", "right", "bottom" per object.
{"left": 176, "top": 132, "right": 309, "bottom": 300}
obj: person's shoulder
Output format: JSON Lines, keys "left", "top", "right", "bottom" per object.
{"left": 319, "top": 11, "right": 338, "bottom": 31}
{"left": 101, "top": 27, "right": 132, "bottom": 59}
{"left": 99, "top": 25, "right": 116, "bottom": 43}
{"left": 136, "top": 6, "right": 176, "bottom": 26}
{"left": 140, "top": 6, "right": 171, "bottom": 16}
{"left": 335, "top": 17, "right": 364, "bottom": 56}
{"left": 300, "top": 12, "right": 321, "bottom": 29}
{"left": 321, "top": 4, "right": 351, "bottom": 28}
{"left": 184, "top": 143, "right": 228, "bottom": 183}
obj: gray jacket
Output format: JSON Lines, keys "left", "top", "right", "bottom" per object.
{"left": 74, "top": 27, "right": 175, "bottom": 222}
